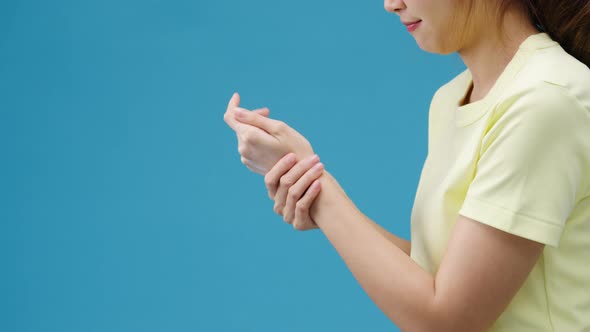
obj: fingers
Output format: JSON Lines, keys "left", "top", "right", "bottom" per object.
{"left": 223, "top": 91, "right": 271, "bottom": 132}
{"left": 228, "top": 92, "right": 240, "bottom": 108}
{"left": 283, "top": 161, "right": 324, "bottom": 224}
{"left": 264, "top": 153, "right": 297, "bottom": 199}
{"left": 292, "top": 179, "right": 322, "bottom": 231}
{"left": 234, "top": 108, "right": 286, "bottom": 135}
{"left": 253, "top": 107, "right": 270, "bottom": 117}
{"left": 273, "top": 154, "right": 320, "bottom": 218}
{"left": 234, "top": 108, "right": 270, "bottom": 136}
{"left": 224, "top": 92, "right": 241, "bottom": 131}
{"left": 227, "top": 109, "right": 271, "bottom": 137}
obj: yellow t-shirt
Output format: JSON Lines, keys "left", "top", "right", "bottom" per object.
{"left": 410, "top": 32, "right": 590, "bottom": 331}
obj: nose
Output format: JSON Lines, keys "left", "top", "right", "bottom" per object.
{"left": 384, "top": 0, "right": 406, "bottom": 14}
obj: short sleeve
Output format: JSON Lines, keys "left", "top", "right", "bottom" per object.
{"left": 458, "top": 82, "right": 589, "bottom": 247}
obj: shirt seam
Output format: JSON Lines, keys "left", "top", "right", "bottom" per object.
{"left": 539, "top": 80, "right": 590, "bottom": 200}
{"left": 467, "top": 195, "right": 564, "bottom": 229}
{"left": 541, "top": 254, "right": 556, "bottom": 331}
{"left": 539, "top": 80, "right": 590, "bottom": 114}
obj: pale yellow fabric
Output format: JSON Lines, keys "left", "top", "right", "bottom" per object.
{"left": 410, "top": 32, "right": 590, "bottom": 331}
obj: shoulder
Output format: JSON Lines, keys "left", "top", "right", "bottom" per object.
{"left": 485, "top": 80, "right": 589, "bottom": 154}
{"left": 496, "top": 81, "right": 587, "bottom": 120}
{"left": 492, "top": 44, "right": 590, "bottom": 127}
{"left": 523, "top": 43, "right": 590, "bottom": 87}
{"left": 505, "top": 44, "right": 590, "bottom": 112}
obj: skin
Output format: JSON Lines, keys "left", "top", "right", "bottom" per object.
{"left": 223, "top": 1, "right": 546, "bottom": 330}
{"left": 384, "top": 0, "right": 541, "bottom": 102}
{"left": 225, "top": 98, "right": 413, "bottom": 246}
{"left": 223, "top": 93, "right": 315, "bottom": 175}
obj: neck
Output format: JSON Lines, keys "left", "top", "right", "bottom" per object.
{"left": 457, "top": 8, "right": 540, "bottom": 103}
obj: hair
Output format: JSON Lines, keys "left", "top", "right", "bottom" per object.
{"left": 494, "top": 0, "right": 590, "bottom": 68}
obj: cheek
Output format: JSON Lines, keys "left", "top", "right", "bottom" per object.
{"left": 420, "top": 0, "right": 473, "bottom": 52}
{"left": 413, "top": 22, "right": 456, "bottom": 54}
{"left": 416, "top": 10, "right": 468, "bottom": 54}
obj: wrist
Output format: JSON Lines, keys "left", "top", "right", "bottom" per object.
{"left": 310, "top": 171, "right": 357, "bottom": 227}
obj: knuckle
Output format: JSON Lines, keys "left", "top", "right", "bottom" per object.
{"left": 275, "top": 121, "right": 287, "bottom": 132}
{"left": 264, "top": 174, "right": 276, "bottom": 187}
{"left": 282, "top": 153, "right": 295, "bottom": 163}
{"left": 296, "top": 201, "right": 307, "bottom": 212}
{"left": 242, "top": 132, "right": 256, "bottom": 145}
{"left": 279, "top": 175, "right": 293, "bottom": 187}
{"left": 238, "top": 145, "right": 246, "bottom": 156}
{"left": 288, "top": 188, "right": 299, "bottom": 200}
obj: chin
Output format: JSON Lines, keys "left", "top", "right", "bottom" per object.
{"left": 415, "top": 37, "right": 457, "bottom": 55}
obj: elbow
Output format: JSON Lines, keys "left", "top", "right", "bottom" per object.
{"left": 424, "top": 315, "right": 490, "bottom": 332}
{"left": 404, "top": 319, "right": 487, "bottom": 332}
{"left": 401, "top": 302, "right": 489, "bottom": 332}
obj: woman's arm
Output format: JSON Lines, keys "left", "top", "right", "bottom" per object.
{"left": 364, "top": 214, "right": 411, "bottom": 256}
{"left": 308, "top": 171, "right": 543, "bottom": 332}
{"left": 228, "top": 105, "right": 544, "bottom": 331}
{"left": 264, "top": 154, "right": 412, "bottom": 254}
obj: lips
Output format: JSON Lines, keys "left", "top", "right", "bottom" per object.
{"left": 402, "top": 19, "right": 422, "bottom": 26}
{"left": 404, "top": 19, "right": 421, "bottom": 32}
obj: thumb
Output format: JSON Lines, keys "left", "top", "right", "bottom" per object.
{"left": 228, "top": 92, "right": 240, "bottom": 108}
{"left": 224, "top": 92, "right": 242, "bottom": 131}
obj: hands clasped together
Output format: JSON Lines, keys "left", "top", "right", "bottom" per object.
{"left": 223, "top": 92, "right": 337, "bottom": 231}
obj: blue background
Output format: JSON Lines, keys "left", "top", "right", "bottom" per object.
{"left": 1, "top": 1, "right": 465, "bottom": 331}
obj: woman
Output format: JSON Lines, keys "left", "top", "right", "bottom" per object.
{"left": 223, "top": 0, "right": 590, "bottom": 331}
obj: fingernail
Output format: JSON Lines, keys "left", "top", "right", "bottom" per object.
{"left": 310, "top": 154, "right": 319, "bottom": 162}
{"left": 313, "top": 162, "right": 324, "bottom": 170}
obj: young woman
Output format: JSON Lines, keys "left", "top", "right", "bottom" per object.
{"left": 223, "top": 1, "right": 590, "bottom": 330}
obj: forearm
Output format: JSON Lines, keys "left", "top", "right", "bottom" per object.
{"left": 314, "top": 172, "right": 410, "bottom": 255}
{"left": 311, "top": 172, "right": 439, "bottom": 331}
{"left": 365, "top": 217, "right": 411, "bottom": 256}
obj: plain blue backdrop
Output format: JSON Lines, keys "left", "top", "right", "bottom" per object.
{"left": 1, "top": 1, "right": 466, "bottom": 331}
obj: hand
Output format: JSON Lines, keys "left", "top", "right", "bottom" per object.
{"left": 227, "top": 106, "right": 274, "bottom": 174}
{"left": 222, "top": 93, "right": 274, "bottom": 174}
{"left": 265, "top": 153, "right": 325, "bottom": 230}
{"left": 223, "top": 92, "right": 315, "bottom": 174}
